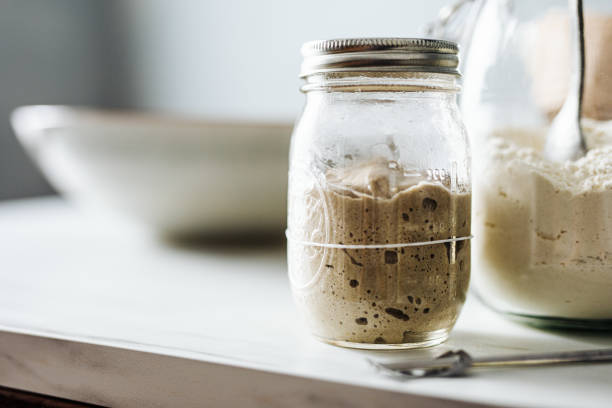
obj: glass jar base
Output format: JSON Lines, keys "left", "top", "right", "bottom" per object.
{"left": 474, "top": 291, "right": 612, "bottom": 331}
{"left": 314, "top": 328, "right": 450, "bottom": 350}
{"left": 503, "top": 312, "right": 612, "bottom": 331}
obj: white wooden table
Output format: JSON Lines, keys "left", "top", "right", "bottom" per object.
{"left": 1, "top": 197, "right": 611, "bottom": 408}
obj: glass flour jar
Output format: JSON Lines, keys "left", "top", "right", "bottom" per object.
{"left": 429, "top": 0, "right": 612, "bottom": 329}
{"left": 287, "top": 38, "right": 472, "bottom": 349}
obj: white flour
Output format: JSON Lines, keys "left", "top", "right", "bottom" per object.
{"left": 473, "top": 119, "right": 612, "bottom": 319}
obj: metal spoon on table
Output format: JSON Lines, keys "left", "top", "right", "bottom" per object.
{"left": 370, "top": 348, "right": 612, "bottom": 378}
{"left": 543, "top": 0, "right": 587, "bottom": 162}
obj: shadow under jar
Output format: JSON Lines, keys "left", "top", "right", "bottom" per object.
{"left": 287, "top": 38, "right": 472, "bottom": 349}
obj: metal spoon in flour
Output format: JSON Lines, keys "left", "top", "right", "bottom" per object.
{"left": 543, "top": 0, "right": 587, "bottom": 162}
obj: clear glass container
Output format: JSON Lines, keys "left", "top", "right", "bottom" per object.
{"left": 430, "top": 0, "right": 612, "bottom": 329}
{"left": 287, "top": 38, "right": 472, "bottom": 349}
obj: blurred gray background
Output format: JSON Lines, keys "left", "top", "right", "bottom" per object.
{"left": 0, "top": 0, "right": 447, "bottom": 200}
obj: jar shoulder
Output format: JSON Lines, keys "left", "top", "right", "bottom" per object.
{"left": 290, "top": 93, "right": 471, "bottom": 176}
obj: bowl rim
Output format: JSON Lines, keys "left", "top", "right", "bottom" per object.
{"left": 11, "top": 105, "right": 294, "bottom": 135}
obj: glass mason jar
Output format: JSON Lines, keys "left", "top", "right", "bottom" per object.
{"left": 432, "top": 0, "right": 612, "bottom": 329}
{"left": 287, "top": 38, "right": 472, "bottom": 349}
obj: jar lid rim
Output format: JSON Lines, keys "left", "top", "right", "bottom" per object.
{"left": 302, "top": 37, "right": 458, "bottom": 55}
{"left": 300, "top": 37, "right": 460, "bottom": 78}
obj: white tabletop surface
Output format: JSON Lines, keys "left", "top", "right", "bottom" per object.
{"left": 0, "top": 197, "right": 611, "bottom": 408}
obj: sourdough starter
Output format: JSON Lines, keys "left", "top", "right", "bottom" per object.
{"left": 288, "top": 160, "right": 471, "bottom": 345}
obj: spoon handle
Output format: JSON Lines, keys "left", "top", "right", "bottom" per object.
{"left": 543, "top": 0, "right": 588, "bottom": 161}
{"left": 569, "top": 0, "right": 586, "bottom": 130}
{"left": 473, "top": 348, "right": 612, "bottom": 367}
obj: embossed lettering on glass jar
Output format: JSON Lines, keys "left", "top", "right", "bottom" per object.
{"left": 287, "top": 38, "right": 472, "bottom": 349}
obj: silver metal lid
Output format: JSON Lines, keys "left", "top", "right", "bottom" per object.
{"left": 300, "top": 37, "right": 459, "bottom": 77}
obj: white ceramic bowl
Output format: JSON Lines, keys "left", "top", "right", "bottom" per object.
{"left": 11, "top": 105, "right": 293, "bottom": 237}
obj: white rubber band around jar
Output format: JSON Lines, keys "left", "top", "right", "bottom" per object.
{"left": 285, "top": 230, "right": 473, "bottom": 249}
